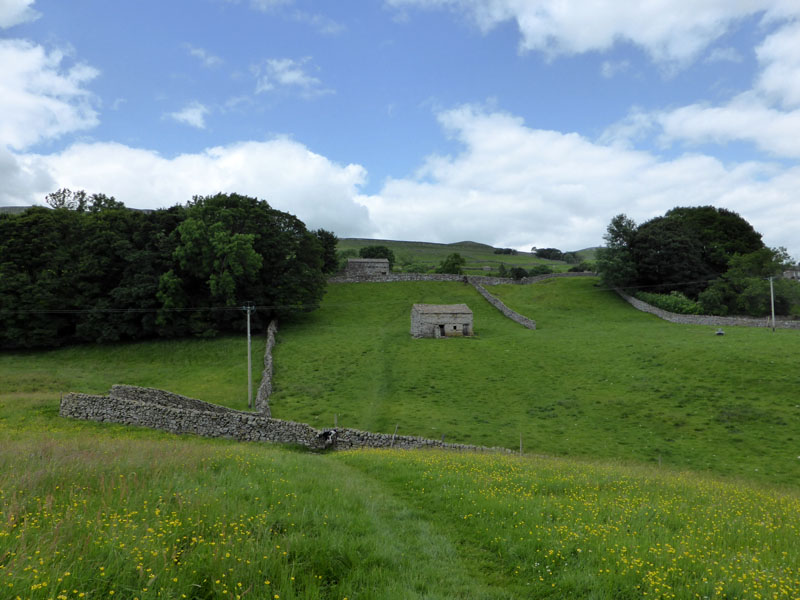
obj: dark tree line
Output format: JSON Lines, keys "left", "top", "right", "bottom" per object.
{"left": 0, "top": 192, "right": 337, "bottom": 349}
{"left": 596, "top": 206, "right": 799, "bottom": 316}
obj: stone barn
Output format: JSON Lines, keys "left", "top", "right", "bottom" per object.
{"left": 410, "top": 304, "right": 473, "bottom": 338}
{"left": 346, "top": 258, "right": 390, "bottom": 277}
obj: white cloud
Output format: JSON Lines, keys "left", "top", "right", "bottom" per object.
{"left": 12, "top": 139, "right": 373, "bottom": 236}
{"left": 755, "top": 20, "right": 800, "bottom": 108}
{"left": 0, "top": 146, "right": 53, "bottom": 205}
{"left": 656, "top": 95, "right": 800, "bottom": 158}
{"left": 600, "top": 60, "right": 630, "bottom": 79}
{"left": 168, "top": 101, "right": 210, "bottom": 129}
{"left": 704, "top": 46, "right": 743, "bottom": 64}
{"left": 387, "top": 0, "right": 794, "bottom": 66}
{"left": 605, "top": 21, "right": 800, "bottom": 159}
{"left": 292, "top": 11, "right": 345, "bottom": 34}
{"left": 184, "top": 44, "right": 223, "bottom": 68}
{"left": 248, "top": 0, "right": 292, "bottom": 10}
{"left": 0, "top": 0, "right": 39, "bottom": 28}
{"left": 223, "top": 0, "right": 292, "bottom": 11}
{"left": 252, "top": 57, "right": 331, "bottom": 97}
{"left": 359, "top": 105, "right": 800, "bottom": 255}
{"left": 0, "top": 39, "right": 99, "bottom": 150}
{"left": 4, "top": 106, "right": 800, "bottom": 257}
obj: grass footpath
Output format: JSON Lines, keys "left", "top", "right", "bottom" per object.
{"left": 1, "top": 429, "right": 798, "bottom": 599}
{"left": 271, "top": 278, "right": 800, "bottom": 487}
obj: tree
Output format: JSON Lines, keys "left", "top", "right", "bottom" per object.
{"left": 314, "top": 229, "right": 339, "bottom": 273}
{"left": 596, "top": 214, "right": 637, "bottom": 288}
{"left": 596, "top": 207, "right": 766, "bottom": 299}
{"left": 631, "top": 216, "right": 713, "bottom": 296}
{"left": 359, "top": 245, "right": 395, "bottom": 270}
{"left": 45, "top": 188, "right": 88, "bottom": 211}
{"left": 436, "top": 253, "right": 466, "bottom": 275}
{"left": 535, "top": 248, "right": 564, "bottom": 261}
{"left": 509, "top": 266, "right": 528, "bottom": 280}
{"left": 699, "top": 247, "right": 799, "bottom": 316}
{"left": 158, "top": 193, "right": 326, "bottom": 336}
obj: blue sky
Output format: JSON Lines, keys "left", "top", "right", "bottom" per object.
{"left": 2, "top": 0, "right": 799, "bottom": 256}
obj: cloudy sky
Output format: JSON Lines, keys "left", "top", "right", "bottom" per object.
{"left": 2, "top": 0, "right": 799, "bottom": 255}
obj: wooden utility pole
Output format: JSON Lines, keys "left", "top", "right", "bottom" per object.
{"left": 244, "top": 302, "right": 254, "bottom": 409}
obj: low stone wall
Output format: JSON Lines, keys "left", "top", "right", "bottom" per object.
{"left": 471, "top": 283, "right": 536, "bottom": 329}
{"left": 328, "top": 271, "right": 595, "bottom": 286}
{"left": 254, "top": 320, "right": 278, "bottom": 416}
{"left": 59, "top": 385, "right": 509, "bottom": 454}
{"left": 616, "top": 290, "right": 800, "bottom": 329}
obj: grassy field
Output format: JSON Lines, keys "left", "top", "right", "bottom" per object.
{"left": 1, "top": 426, "right": 798, "bottom": 599}
{"left": 2, "top": 275, "right": 800, "bottom": 597}
{"left": 271, "top": 277, "right": 800, "bottom": 486}
{"left": 0, "top": 335, "right": 260, "bottom": 424}
{"left": 336, "top": 238, "right": 581, "bottom": 274}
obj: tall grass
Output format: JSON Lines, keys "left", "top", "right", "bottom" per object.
{"left": 1, "top": 430, "right": 798, "bottom": 599}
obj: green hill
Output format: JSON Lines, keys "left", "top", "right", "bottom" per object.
{"left": 271, "top": 277, "right": 800, "bottom": 486}
{"left": 336, "top": 238, "right": 575, "bottom": 273}
{"left": 2, "top": 276, "right": 800, "bottom": 598}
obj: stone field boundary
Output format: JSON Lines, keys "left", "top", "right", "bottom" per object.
{"left": 61, "top": 271, "right": 797, "bottom": 450}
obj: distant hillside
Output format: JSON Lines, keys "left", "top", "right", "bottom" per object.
{"left": 337, "top": 237, "right": 585, "bottom": 274}
{"left": 575, "top": 246, "right": 601, "bottom": 261}
{"left": 0, "top": 205, "right": 34, "bottom": 215}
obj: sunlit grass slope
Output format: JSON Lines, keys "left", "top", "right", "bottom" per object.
{"left": 1, "top": 426, "right": 798, "bottom": 599}
{"left": 0, "top": 335, "right": 259, "bottom": 422}
{"left": 272, "top": 278, "right": 800, "bottom": 486}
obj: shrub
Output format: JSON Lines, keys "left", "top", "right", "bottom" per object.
{"left": 528, "top": 264, "right": 554, "bottom": 276}
{"left": 635, "top": 290, "right": 703, "bottom": 314}
{"left": 509, "top": 267, "right": 528, "bottom": 280}
{"left": 568, "top": 262, "right": 594, "bottom": 272}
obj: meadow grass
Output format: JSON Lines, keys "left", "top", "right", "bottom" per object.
{"left": 0, "top": 335, "right": 261, "bottom": 430}
{"left": 271, "top": 278, "right": 800, "bottom": 486}
{"left": 1, "top": 425, "right": 798, "bottom": 599}
{"left": 2, "top": 275, "right": 800, "bottom": 597}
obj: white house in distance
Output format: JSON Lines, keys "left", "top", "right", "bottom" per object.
{"left": 410, "top": 304, "right": 473, "bottom": 338}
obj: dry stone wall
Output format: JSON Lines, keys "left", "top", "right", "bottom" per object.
{"left": 59, "top": 385, "right": 509, "bottom": 453}
{"left": 616, "top": 290, "right": 800, "bottom": 329}
{"left": 471, "top": 283, "right": 536, "bottom": 329}
{"left": 254, "top": 320, "right": 278, "bottom": 416}
{"left": 328, "top": 271, "right": 595, "bottom": 286}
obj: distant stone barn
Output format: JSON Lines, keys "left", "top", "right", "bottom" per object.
{"left": 410, "top": 304, "right": 473, "bottom": 338}
{"left": 346, "top": 258, "right": 390, "bottom": 277}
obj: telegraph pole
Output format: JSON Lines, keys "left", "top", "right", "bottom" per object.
{"left": 769, "top": 277, "right": 776, "bottom": 332}
{"left": 244, "top": 302, "right": 255, "bottom": 409}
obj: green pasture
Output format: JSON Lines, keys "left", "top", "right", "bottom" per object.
{"left": 336, "top": 238, "right": 574, "bottom": 273}
{"left": 271, "top": 277, "right": 800, "bottom": 486}
{"left": 0, "top": 335, "right": 258, "bottom": 433}
{"left": 2, "top": 275, "right": 800, "bottom": 598}
{"left": 1, "top": 432, "right": 798, "bottom": 599}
